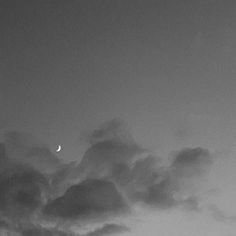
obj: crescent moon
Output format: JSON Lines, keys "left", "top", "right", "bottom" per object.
{"left": 56, "top": 145, "right": 61, "bottom": 152}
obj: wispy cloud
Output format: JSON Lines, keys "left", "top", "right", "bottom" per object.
{"left": 208, "top": 204, "right": 236, "bottom": 223}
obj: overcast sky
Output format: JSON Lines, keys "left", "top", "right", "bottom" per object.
{"left": 1, "top": 1, "right": 236, "bottom": 235}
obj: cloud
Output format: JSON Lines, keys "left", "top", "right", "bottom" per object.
{"left": 4, "top": 131, "right": 62, "bottom": 175}
{"left": 140, "top": 176, "right": 177, "bottom": 208}
{"left": 26, "top": 147, "right": 62, "bottom": 175}
{"left": 20, "top": 223, "right": 129, "bottom": 236}
{"left": 170, "top": 147, "right": 212, "bottom": 178}
{"left": 0, "top": 218, "right": 10, "bottom": 229}
{"left": 43, "top": 179, "right": 128, "bottom": 220}
{"left": 0, "top": 141, "right": 49, "bottom": 229}
{"left": 167, "top": 147, "right": 213, "bottom": 203}
{"left": 50, "top": 161, "right": 78, "bottom": 197}
{"left": 120, "top": 155, "right": 164, "bottom": 200}
{"left": 69, "top": 121, "right": 212, "bottom": 213}
{"left": 109, "top": 146, "right": 212, "bottom": 210}
{"left": 76, "top": 132, "right": 144, "bottom": 179}
{"left": 85, "top": 223, "right": 129, "bottom": 236}
{"left": 115, "top": 147, "right": 212, "bottom": 210}
{"left": 207, "top": 205, "right": 236, "bottom": 223}
{"left": 20, "top": 225, "right": 76, "bottom": 236}
{"left": 76, "top": 139, "right": 143, "bottom": 180}
{"left": 87, "top": 118, "right": 133, "bottom": 145}
{"left": 0, "top": 163, "right": 48, "bottom": 223}
{"left": 60, "top": 119, "right": 145, "bottom": 191}
{"left": 0, "top": 121, "right": 215, "bottom": 235}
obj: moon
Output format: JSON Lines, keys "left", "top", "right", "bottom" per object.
{"left": 56, "top": 145, "right": 61, "bottom": 152}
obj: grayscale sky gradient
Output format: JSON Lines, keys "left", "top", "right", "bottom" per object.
{"left": 1, "top": 1, "right": 236, "bottom": 235}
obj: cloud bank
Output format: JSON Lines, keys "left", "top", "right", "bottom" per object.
{"left": 0, "top": 119, "right": 214, "bottom": 235}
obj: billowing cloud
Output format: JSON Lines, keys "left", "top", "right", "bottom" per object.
{"left": 72, "top": 130, "right": 144, "bottom": 182}
{"left": 78, "top": 139, "right": 142, "bottom": 179}
{"left": 0, "top": 121, "right": 215, "bottom": 235}
{"left": 65, "top": 121, "right": 213, "bottom": 213}
{"left": 58, "top": 119, "right": 145, "bottom": 193}
{"left": 44, "top": 179, "right": 128, "bottom": 220}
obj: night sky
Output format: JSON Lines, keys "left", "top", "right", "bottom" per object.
{"left": 1, "top": 0, "right": 236, "bottom": 235}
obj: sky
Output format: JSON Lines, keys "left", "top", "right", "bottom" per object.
{"left": 1, "top": 0, "right": 236, "bottom": 235}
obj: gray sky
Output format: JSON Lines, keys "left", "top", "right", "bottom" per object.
{"left": 1, "top": 0, "right": 236, "bottom": 235}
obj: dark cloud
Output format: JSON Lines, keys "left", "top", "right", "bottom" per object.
{"left": 0, "top": 138, "right": 49, "bottom": 226}
{"left": 44, "top": 179, "right": 128, "bottom": 220}
{"left": 86, "top": 223, "right": 129, "bottom": 236}
{"left": 171, "top": 147, "right": 212, "bottom": 178}
{"left": 21, "top": 226, "right": 75, "bottom": 236}
{"left": 141, "top": 177, "right": 177, "bottom": 208}
{"left": 0, "top": 163, "right": 48, "bottom": 223}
